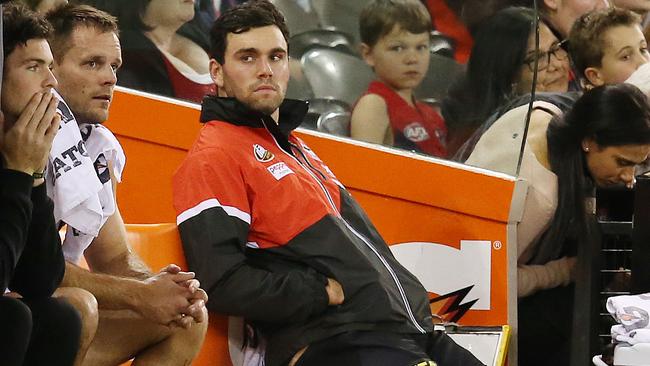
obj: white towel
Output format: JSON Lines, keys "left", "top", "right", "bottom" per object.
{"left": 612, "top": 327, "right": 650, "bottom": 345}
{"left": 61, "top": 123, "right": 126, "bottom": 263}
{"left": 625, "top": 62, "right": 650, "bottom": 96}
{"left": 607, "top": 294, "right": 650, "bottom": 345}
{"left": 46, "top": 91, "right": 103, "bottom": 236}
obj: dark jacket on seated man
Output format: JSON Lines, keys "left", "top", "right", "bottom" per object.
{"left": 0, "top": 162, "right": 81, "bottom": 366}
{"left": 0, "top": 161, "right": 65, "bottom": 296}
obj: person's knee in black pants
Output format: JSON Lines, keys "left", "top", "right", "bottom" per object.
{"left": 426, "top": 331, "right": 486, "bottom": 366}
{"left": 0, "top": 296, "right": 33, "bottom": 366}
{"left": 21, "top": 297, "right": 82, "bottom": 366}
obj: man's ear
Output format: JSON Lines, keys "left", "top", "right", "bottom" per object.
{"left": 543, "top": 0, "right": 559, "bottom": 11}
{"left": 209, "top": 58, "right": 224, "bottom": 89}
{"left": 584, "top": 66, "right": 605, "bottom": 87}
{"left": 360, "top": 43, "right": 374, "bottom": 67}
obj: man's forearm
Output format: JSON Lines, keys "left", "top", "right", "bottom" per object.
{"left": 62, "top": 261, "right": 145, "bottom": 310}
{"left": 88, "top": 250, "right": 152, "bottom": 281}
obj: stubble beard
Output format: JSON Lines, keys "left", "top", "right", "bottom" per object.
{"left": 245, "top": 95, "right": 283, "bottom": 115}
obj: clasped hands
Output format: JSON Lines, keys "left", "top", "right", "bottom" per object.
{"left": 141, "top": 264, "right": 208, "bottom": 329}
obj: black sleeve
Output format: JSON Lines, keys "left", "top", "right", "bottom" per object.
{"left": 8, "top": 179, "right": 65, "bottom": 298}
{"left": 0, "top": 169, "right": 34, "bottom": 291}
{"left": 178, "top": 209, "right": 330, "bottom": 324}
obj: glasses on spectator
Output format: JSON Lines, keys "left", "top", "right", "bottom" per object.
{"left": 523, "top": 39, "right": 568, "bottom": 72}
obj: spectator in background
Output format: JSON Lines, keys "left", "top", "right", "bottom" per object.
{"left": 443, "top": 7, "right": 569, "bottom": 157}
{"left": 538, "top": 0, "right": 609, "bottom": 39}
{"left": 351, "top": 0, "right": 447, "bottom": 158}
{"left": 569, "top": 7, "right": 649, "bottom": 89}
{"left": 177, "top": 0, "right": 217, "bottom": 52}
{"left": 467, "top": 83, "right": 650, "bottom": 366}
{"left": 17, "top": 0, "right": 67, "bottom": 13}
{"left": 455, "top": 6, "right": 649, "bottom": 164}
{"left": 0, "top": 3, "right": 81, "bottom": 365}
{"left": 93, "top": 0, "right": 215, "bottom": 103}
{"left": 219, "top": 0, "right": 247, "bottom": 13}
{"left": 422, "top": 0, "right": 474, "bottom": 63}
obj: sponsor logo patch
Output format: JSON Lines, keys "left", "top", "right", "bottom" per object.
{"left": 253, "top": 144, "right": 274, "bottom": 162}
{"left": 267, "top": 162, "right": 293, "bottom": 180}
{"left": 404, "top": 122, "right": 430, "bottom": 142}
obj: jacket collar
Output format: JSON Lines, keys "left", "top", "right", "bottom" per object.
{"left": 200, "top": 96, "right": 308, "bottom": 137}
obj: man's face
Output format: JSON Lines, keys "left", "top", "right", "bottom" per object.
{"left": 547, "top": 0, "right": 610, "bottom": 37}
{"left": 53, "top": 25, "right": 122, "bottom": 124}
{"left": 211, "top": 25, "right": 289, "bottom": 118}
{"left": 586, "top": 25, "right": 649, "bottom": 86}
{"left": 1, "top": 39, "right": 57, "bottom": 124}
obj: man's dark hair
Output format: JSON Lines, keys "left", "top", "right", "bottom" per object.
{"left": 45, "top": 3, "right": 118, "bottom": 62}
{"left": 209, "top": 0, "right": 289, "bottom": 64}
{"left": 569, "top": 7, "right": 641, "bottom": 83}
{"left": 2, "top": 3, "right": 51, "bottom": 61}
{"left": 359, "top": 0, "right": 432, "bottom": 48}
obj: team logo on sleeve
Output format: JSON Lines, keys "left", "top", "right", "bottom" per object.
{"left": 253, "top": 144, "right": 274, "bottom": 162}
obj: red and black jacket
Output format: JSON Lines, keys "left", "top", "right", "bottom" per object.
{"left": 173, "top": 96, "right": 433, "bottom": 366}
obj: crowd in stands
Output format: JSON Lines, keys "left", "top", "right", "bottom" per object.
{"left": 16, "top": 0, "right": 650, "bottom": 161}
{"left": 4, "top": 0, "right": 650, "bottom": 365}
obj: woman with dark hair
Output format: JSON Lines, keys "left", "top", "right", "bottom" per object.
{"left": 91, "top": 0, "right": 216, "bottom": 103}
{"left": 442, "top": 7, "right": 570, "bottom": 156}
{"left": 468, "top": 83, "right": 650, "bottom": 365}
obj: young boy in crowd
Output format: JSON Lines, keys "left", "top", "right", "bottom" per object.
{"left": 569, "top": 7, "right": 649, "bottom": 88}
{"left": 350, "top": 0, "right": 447, "bottom": 158}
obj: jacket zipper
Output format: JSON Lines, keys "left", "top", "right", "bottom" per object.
{"left": 289, "top": 142, "right": 328, "bottom": 181}
{"left": 263, "top": 123, "right": 427, "bottom": 334}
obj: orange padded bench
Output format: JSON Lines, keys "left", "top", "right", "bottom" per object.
{"left": 124, "top": 223, "right": 232, "bottom": 366}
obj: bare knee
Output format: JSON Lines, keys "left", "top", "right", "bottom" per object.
{"left": 126, "top": 310, "right": 209, "bottom": 365}
{"left": 168, "top": 308, "right": 208, "bottom": 354}
{"left": 54, "top": 286, "right": 99, "bottom": 361}
{"left": 55, "top": 287, "right": 99, "bottom": 329}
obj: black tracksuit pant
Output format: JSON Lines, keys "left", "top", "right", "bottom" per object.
{"left": 0, "top": 296, "right": 81, "bottom": 366}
